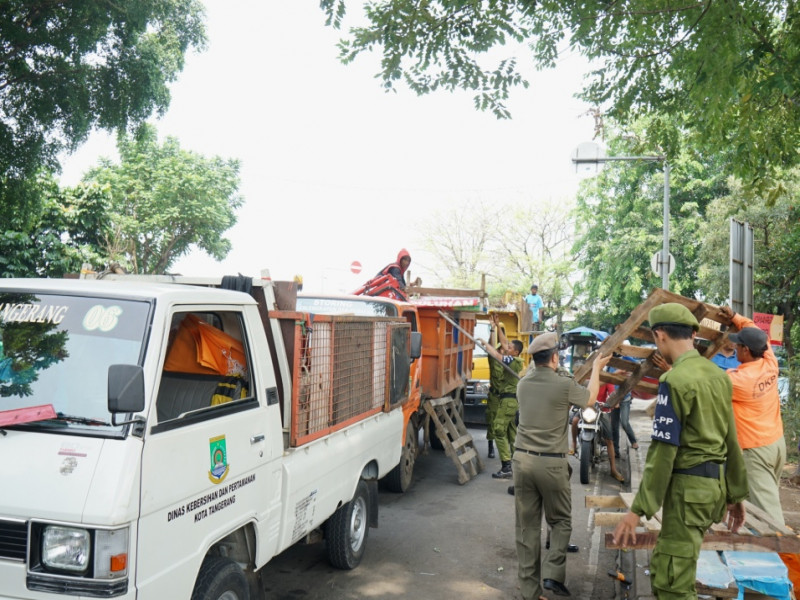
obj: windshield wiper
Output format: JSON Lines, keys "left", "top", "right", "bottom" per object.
{"left": 49, "top": 412, "right": 113, "bottom": 427}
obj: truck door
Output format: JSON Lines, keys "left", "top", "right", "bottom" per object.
{"left": 136, "top": 307, "right": 281, "bottom": 598}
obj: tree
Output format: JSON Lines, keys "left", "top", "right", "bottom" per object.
{"left": 0, "top": 0, "right": 206, "bottom": 184}
{"left": 416, "top": 196, "right": 577, "bottom": 328}
{"left": 85, "top": 125, "right": 242, "bottom": 274}
{"left": 698, "top": 177, "right": 800, "bottom": 360}
{"left": 0, "top": 175, "right": 110, "bottom": 278}
{"left": 416, "top": 199, "right": 500, "bottom": 288}
{"left": 573, "top": 125, "right": 731, "bottom": 330}
{"left": 322, "top": 1, "right": 800, "bottom": 184}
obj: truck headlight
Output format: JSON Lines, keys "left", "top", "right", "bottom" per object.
{"left": 581, "top": 406, "right": 599, "bottom": 424}
{"left": 42, "top": 526, "right": 90, "bottom": 573}
{"left": 476, "top": 381, "right": 490, "bottom": 395}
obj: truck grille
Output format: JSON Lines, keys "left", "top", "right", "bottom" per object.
{"left": 0, "top": 519, "right": 27, "bottom": 561}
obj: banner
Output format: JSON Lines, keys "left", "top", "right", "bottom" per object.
{"left": 753, "top": 312, "right": 784, "bottom": 346}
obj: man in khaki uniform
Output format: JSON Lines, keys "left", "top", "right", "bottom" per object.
{"left": 613, "top": 303, "right": 749, "bottom": 599}
{"left": 513, "top": 332, "right": 610, "bottom": 599}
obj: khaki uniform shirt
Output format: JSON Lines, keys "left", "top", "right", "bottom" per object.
{"left": 631, "top": 349, "right": 749, "bottom": 519}
{"left": 516, "top": 365, "right": 591, "bottom": 454}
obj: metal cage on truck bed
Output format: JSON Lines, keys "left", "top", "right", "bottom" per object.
{"left": 273, "top": 311, "right": 411, "bottom": 447}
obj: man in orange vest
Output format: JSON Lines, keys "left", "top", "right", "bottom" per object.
{"left": 720, "top": 305, "right": 786, "bottom": 526}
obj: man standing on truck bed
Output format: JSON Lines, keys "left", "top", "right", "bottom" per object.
{"left": 377, "top": 248, "right": 411, "bottom": 290}
{"left": 481, "top": 329, "right": 523, "bottom": 479}
{"left": 524, "top": 284, "right": 544, "bottom": 330}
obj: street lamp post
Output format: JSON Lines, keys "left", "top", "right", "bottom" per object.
{"left": 571, "top": 154, "right": 671, "bottom": 291}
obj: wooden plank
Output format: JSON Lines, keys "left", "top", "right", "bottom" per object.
{"left": 743, "top": 501, "right": 796, "bottom": 535}
{"left": 619, "top": 493, "right": 662, "bottom": 531}
{"left": 605, "top": 532, "right": 800, "bottom": 553}
{"left": 696, "top": 583, "right": 738, "bottom": 598}
{"left": 618, "top": 344, "right": 655, "bottom": 359}
{"left": 586, "top": 495, "right": 627, "bottom": 509}
{"left": 595, "top": 513, "right": 629, "bottom": 527}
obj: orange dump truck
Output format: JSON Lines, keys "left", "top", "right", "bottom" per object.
{"left": 297, "top": 287, "right": 484, "bottom": 491}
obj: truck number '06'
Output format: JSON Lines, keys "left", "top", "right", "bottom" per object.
{"left": 82, "top": 305, "right": 123, "bottom": 332}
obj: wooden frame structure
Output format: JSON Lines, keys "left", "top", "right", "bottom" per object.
{"left": 572, "top": 288, "right": 734, "bottom": 407}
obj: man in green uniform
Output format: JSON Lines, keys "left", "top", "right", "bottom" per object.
{"left": 514, "top": 332, "right": 611, "bottom": 599}
{"left": 613, "top": 303, "right": 749, "bottom": 600}
{"left": 485, "top": 313, "right": 507, "bottom": 459}
{"left": 483, "top": 332, "right": 523, "bottom": 479}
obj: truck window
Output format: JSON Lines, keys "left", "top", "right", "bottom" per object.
{"left": 156, "top": 310, "right": 253, "bottom": 424}
{"left": 0, "top": 291, "right": 150, "bottom": 435}
{"left": 473, "top": 321, "right": 491, "bottom": 357}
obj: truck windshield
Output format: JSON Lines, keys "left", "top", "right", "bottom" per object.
{"left": 296, "top": 296, "right": 398, "bottom": 317}
{"left": 473, "top": 322, "right": 491, "bottom": 357}
{"left": 0, "top": 292, "right": 150, "bottom": 434}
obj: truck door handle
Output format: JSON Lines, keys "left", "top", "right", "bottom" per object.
{"left": 250, "top": 434, "right": 265, "bottom": 444}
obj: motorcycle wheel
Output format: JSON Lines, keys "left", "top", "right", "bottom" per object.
{"left": 579, "top": 438, "right": 593, "bottom": 484}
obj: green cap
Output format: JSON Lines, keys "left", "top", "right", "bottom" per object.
{"left": 648, "top": 303, "right": 700, "bottom": 332}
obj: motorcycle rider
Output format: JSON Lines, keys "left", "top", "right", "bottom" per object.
{"left": 571, "top": 380, "right": 625, "bottom": 482}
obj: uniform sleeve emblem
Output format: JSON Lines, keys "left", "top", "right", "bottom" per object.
{"left": 502, "top": 355, "right": 513, "bottom": 365}
{"left": 651, "top": 382, "right": 681, "bottom": 446}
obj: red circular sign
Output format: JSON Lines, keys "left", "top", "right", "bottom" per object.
{"left": 350, "top": 261, "right": 362, "bottom": 274}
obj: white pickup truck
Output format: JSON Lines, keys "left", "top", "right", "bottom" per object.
{"left": 0, "top": 273, "right": 411, "bottom": 599}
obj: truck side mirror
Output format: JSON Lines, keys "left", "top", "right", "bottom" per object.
{"left": 409, "top": 332, "right": 422, "bottom": 360}
{"left": 108, "top": 364, "right": 145, "bottom": 426}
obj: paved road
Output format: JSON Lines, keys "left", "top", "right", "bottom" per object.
{"left": 261, "top": 400, "right": 655, "bottom": 599}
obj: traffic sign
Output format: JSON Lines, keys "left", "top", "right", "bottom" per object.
{"left": 651, "top": 251, "right": 675, "bottom": 277}
{"left": 350, "top": 261, "right": 362, "bottom": 274}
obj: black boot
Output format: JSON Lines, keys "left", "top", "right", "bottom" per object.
{"left": 492, "top": 460, "right": 512, "bottom": 479}
{"left": 487, "top": 440, "right": 495, "bottom": 459}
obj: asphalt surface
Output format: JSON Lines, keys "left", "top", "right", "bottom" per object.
{"left": 260, "top": 400, "right": 655, "bottom": 600}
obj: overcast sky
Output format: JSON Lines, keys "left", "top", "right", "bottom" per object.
{"left": 60, "top": 2, "right": 597, "bottom": 293}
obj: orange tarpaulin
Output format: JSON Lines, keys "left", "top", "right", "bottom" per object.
{"left": 164, "top": 314, "right": 247, "bottom": 376}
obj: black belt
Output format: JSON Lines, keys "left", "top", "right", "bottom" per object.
{"left": 673, "top": 461, "right": 722, "bottom": 479}
{"left": 500, "top": 392, "right": 517, "bottom": 399}
{"left": 517, "top": 448, "right": 565, "bottom": 458}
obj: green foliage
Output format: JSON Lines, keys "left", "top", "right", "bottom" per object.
{"left": 697, "top": 173, "right": 800, "bottom": 358}
{"left": 573, "top": 124, "right": 730, "bottom": 330}
{"left": 0, "top": 175, "right": 110, "bottom": 278}
{"left": 0, "top": 0, "right": 206, "bottom": 183}
{"left": 322, "top": 1, "right": 800, "bottom": 184}
{"left": 84, "top": 124, "right": 243, "bottom": 274}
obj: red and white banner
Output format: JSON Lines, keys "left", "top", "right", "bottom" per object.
{"left": 753, "top": 312, "right": 784, "bottom": 346}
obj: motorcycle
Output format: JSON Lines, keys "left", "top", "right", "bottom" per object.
{"left": 576, "top": 400, "right": 608, "bottom": 485}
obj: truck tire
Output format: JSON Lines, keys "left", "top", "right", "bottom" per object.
{"left": 383, "top": 424, "right": 417, "bottom": 493}
{"left": 579, "top": 438, "right": 593, "bottom": 485}
{"left": 326, "top": 479, "right": 369, "bottom": 569}
{"left": 191, "top": 555, "right": 249, "bottom": 600}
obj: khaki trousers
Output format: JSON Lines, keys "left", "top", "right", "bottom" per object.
{"left": 512, "top": 452, "right": 572, "bottom": 600}
{"left": 743, "top": 436, "right": 786, "bottom": 527}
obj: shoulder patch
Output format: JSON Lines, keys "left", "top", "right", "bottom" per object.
{"left": 651, "top": 381, "right": 681, "bottom": 446}
{"left": 502, "top": 355, "right": 514, "bottom": 365}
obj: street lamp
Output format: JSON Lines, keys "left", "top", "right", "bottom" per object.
{"left": 571, "top": 149, "right": 672, "bottom": 291}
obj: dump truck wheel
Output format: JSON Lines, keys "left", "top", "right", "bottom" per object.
{"left": 326, "top": 480, "right": 369, "bottom": 569}
{"left": 383, "top": 424, "right": 417, "bottom": 493}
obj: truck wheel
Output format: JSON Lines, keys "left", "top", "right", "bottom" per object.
{"left": 326, "top": 480, "right": 369, "bottom": 569}
{"left": 191, "top": 556, "right": 249, "bottom": 600}
{"left": 383, "top": 424, "right": 417, "bottom": 493}
{"left": 579, "top": 438, "right": 593, "bottom": 485}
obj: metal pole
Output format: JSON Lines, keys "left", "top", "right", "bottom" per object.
{"left": 662, "top": 161, "right": 670, "bottom": 291}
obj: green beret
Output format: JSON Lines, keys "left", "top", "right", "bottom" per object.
{"left": 648, "top": 303, "right": 700, "bottom": 332}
